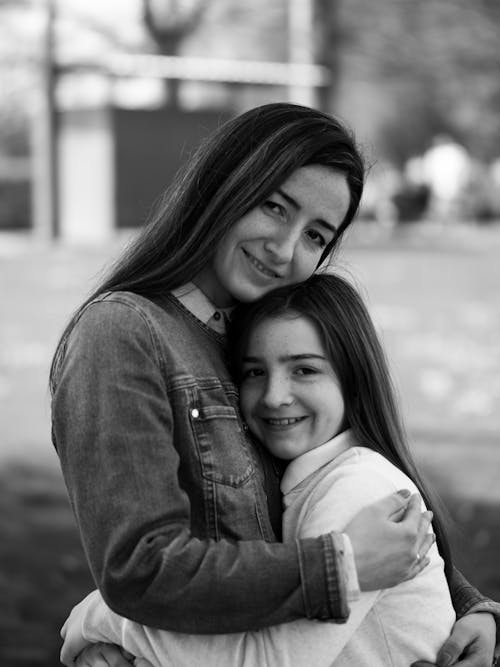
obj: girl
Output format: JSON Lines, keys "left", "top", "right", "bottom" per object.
{"left": 60, "top": 272, "right": 458, "bottom": 665}
{"left": 51, "top": 103, "right": 498, "bottom": 667}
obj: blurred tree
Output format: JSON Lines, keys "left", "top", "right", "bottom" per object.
{"left": 142, "top": 0, "right": 210, "bottom": 107}
{"left": 0, "top": 1, "right": 38, "bottom": 157}
{"left": 336, "top": 0, "right": 500, "bottom": 163}
{"left": 2, "top": 0, "right": 500, "bottom": 165}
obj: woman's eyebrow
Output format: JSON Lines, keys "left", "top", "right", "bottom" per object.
{"left": 276, "top": 188, "right": 300, "bottom": 210}
{"left": 276, "top": 188, "right": 337, "bottom": 233}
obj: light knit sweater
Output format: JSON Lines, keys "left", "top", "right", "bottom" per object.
{"left": 76, "top": 430, "right": 455, "bottom": 666}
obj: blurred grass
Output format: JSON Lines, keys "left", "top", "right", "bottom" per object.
{"left": 0, "top": 222, "right": 499, "bottom": 665}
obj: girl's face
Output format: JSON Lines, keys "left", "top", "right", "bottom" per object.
{"left": 195, "top": 165, "right": 350, "bottom": 307}
{"left": 239, "top": 313, "right": 345, "bottom": 460}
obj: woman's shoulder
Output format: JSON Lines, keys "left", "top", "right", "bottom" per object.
{"left": 66, "top": 291, "right": 186, "bottom": 354}
{"left": 77, "top": 290, "right": 181, "bottom": 327}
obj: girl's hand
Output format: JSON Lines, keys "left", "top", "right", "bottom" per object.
{"left": 60, "top": 591, "right": 134, "bottom": 666}
{"left": 60, "top": 591, "right": 99, "bottom": 665}
{"left": 345, "top": 490, "right": 434, "bottom": 591}
{"left": 73, "top": 643, "right": 135, "bottom": 667}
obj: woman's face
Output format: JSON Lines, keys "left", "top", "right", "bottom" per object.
{"left": 239, "top": 313, "right": 345, "bottom": 460}
{"left": 195, "top": 165, "right": 350, "bottom": 307}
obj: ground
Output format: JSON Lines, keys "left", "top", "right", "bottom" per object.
{"left": 0, "top": 221, "right": 499, "bottom": 666}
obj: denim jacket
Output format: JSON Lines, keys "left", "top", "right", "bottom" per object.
{"left": 52, "top": 291, "right": 347, "bottom": 633}
{"left": 52, "top": 291, "right": 500, "bottom": 636}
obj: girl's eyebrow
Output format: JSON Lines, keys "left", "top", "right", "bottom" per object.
{"left": 242, "top": 353, "right": 327, "bottom": 363}
{"left": 276, "top": 187, "right": 337, "bottom": 234}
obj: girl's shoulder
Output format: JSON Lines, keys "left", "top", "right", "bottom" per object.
{"left": 315, "top": 446, "right": 418, "bottom": 501}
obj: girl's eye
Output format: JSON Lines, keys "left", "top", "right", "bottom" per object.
{"left": 263, "top": 200, "right": 286, "bottom": 218}
{"left": 294, "top": 367, "right": 319, "bottom": 376}
{"left": 305, "top": 228, "right": 328, "bottom": 248}
{"left": 241, "top": 367, "right": 265, "bottom": 379}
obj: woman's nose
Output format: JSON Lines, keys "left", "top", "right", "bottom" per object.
{"left": 264, "top": 228, "right": 301, "bottom": 264}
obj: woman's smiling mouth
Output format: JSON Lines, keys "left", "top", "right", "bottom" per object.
{"left": 242, "top": 249, "right": 281, "bottom": 278}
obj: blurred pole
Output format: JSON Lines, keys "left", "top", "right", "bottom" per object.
{"left": 32, "top": 0, "right": 58, "bottom": 240}
{"left": 288, "top": 0, "right": 316, "bottom": 107}
{"left": 315, "top": 0, "right": 340, "bottom": 112}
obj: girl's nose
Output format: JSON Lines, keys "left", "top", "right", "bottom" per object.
{"left": 260, "top": 375, "right": 293, "bottom": 408}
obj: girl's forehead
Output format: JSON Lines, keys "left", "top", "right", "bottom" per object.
{"left": 247, "top": 311, "right": 302, "bottom": 336}
{"left": 245, "top": 312, "right": 324, "bottom": 351}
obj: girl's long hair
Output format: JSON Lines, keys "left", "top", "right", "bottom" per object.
{"left": 228, "top": 272, "right": 453, "bottom": 578}
{"left": 50, "top": 103, "right": 364, "bottom": 393}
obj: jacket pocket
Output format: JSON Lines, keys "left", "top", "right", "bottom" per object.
{"left": 189, "top": 382, "right": 255, "bottom": 488}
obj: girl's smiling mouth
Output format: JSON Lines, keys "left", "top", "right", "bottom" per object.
{"left": 263, "top": 416, "right": 307, "bottom": 427}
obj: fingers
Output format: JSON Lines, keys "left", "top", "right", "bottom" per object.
{"left": 73, "top": 643, "right": 132, "bottom": 667}
{"left": 372, "top": 489, "right": 412, "bottom": 521}
{"left": 417, "top": 528, "right": 435, "bottom": 560}
{"left": 98, "top": 644, "right": 135, "bottom": 667}
{"left": 436, "top": 643, "right": 459, "bottom": 667}
{"left": 403, "top": 554, "right": 431, "bottom": 582}
{"left": 121, "top": 650, "right": 135, "bottom": 662}
{"left": 75, "top": 657, "right": 109, "bottom": 667}
{"left": 398, "top": 492, "right": 423, "bottom": 524}
{"left": 435, "top": 612, "right": 496, "bottom": 667}
{"left": 437, "top": 641, "right": 492, "bottom": 667}
{"left": 416, "top": 507, "right": 434, "bottom": 543}
{"left": 61, "top": 618, "right": 68, "bottom": 640}
{"left": 391, "top": 499, "right": 432, "bottom": 582}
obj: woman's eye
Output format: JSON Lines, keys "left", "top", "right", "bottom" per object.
{"left": 263, "top": 201, "right": 286, "bottom": 217}
{"left": 305, "top": 228, "right": 328, "bottom": 248}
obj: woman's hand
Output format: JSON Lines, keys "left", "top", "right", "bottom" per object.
{"left": 73, "top": 643, "right": 135, "bottom": 667}
{"left": 345, "top": 490, "right": 434, "bottom": 591}
{"left": 411, "top": 612, "right": 497, "bottom": 666}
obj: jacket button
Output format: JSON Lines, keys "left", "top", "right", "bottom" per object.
{"left": 191, "top": 408, "right": 200, "bottom": 418}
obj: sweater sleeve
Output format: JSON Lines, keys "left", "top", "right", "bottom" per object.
{"left": 448, "top": 567, "right": 500, "bottom": 647}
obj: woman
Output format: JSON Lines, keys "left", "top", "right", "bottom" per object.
{"left": 50, "top": 103, "right": 498, "bottom": 666}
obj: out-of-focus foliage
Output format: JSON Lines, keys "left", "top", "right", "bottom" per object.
{"left": 0, "top": 0, "right": 499, "bottom": 163}
{"left": 142, "top": 0, "right": 211, "bottom": 106}
{"left": 333, "top": 0, "right": 500, "bottom": 162}
{"left": 0, "top": 2, "right": 40, "bottom": 156}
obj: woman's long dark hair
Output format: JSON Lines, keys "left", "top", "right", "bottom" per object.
{"left": 50, "top": 103, "right": 365, "bottom": 393}
{"left": 228, "top": 272, "right": 453, "bottom": 578}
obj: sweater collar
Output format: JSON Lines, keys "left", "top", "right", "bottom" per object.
{"left": 281, "top": 429, "right": 356, "bottom": 494}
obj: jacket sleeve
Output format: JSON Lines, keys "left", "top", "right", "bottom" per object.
{"left": 448, "top": 567, "right": 500, "bottom": 643}
{"left": 52, "top": 299, "right": 348, "bottom": 634}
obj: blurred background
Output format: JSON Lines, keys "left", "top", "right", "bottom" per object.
{"left": 0, "top": 0, "right": 499, "bottom": 664}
